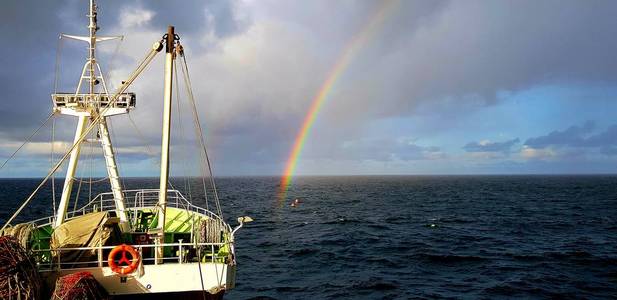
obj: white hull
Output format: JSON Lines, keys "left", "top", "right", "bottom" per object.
{"left": 43, "top": 263, "right": 235, "bottom": 295}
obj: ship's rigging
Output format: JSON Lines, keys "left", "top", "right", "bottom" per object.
{"left": 1, "top": 1, "right": 222, "bottom": 235}
{"left": 0, "top": 0, "right": 245, "bottom": 297}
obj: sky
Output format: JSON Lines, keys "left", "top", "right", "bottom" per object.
{"left": 1, "top": 0, "right": 617, "bottom": 177}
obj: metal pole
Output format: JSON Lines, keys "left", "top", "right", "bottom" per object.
{"left": 88, "top": 0, "right": 97, "bottom": 95}
{"left": 55, "top": 0, "right": 98, "bottom": 228}
{"left": 55, "top": 116, "right": 88, "bottom": 227}
{"left": 157, "top": 26, "right": 176, "bottom": 263}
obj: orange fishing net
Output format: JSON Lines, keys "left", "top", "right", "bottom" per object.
{"left": 51, "top": 271, "right": 108, "bottom": 300}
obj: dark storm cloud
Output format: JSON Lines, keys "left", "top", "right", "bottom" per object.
{"left": 463, "top": 138, "right": 520, "bottom": 153}
{"left": 343, "top": 0, "right": 617, "bottom": 120}
{"left": 0, "top": 0, "right": 246, "bottom": 141}
{"left": 0, "top": 1, "right": 70, "bottom": 133}
{"left": 114, "top": 0, "right": 617, "bottom": 174}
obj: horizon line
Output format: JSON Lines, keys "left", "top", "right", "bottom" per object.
{"left": 1, "top": 173, "right": 616, "bottom": 179}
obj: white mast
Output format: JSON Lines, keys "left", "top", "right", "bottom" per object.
{"left": 157, "top": 27, "right": 176, "bottom": 254}
{"left": 54, "top": 0, "right": 127, "bottom": 227}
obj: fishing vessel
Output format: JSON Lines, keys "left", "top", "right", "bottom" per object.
{"left": 0, "top": 1, "right": 249, "bottom": 298}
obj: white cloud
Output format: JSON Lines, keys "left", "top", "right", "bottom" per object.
{"left": 119, "top": 7, "right": 155, "bottom": 28}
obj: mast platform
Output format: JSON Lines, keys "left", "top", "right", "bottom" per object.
{"left": 52, "top": 92, "right": 136, "bottom": 116}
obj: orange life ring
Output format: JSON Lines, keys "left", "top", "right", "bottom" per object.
{"left": 108, "top": 244, "right": 140, "bottom": 275}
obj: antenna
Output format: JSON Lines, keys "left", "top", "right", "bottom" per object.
{"left": 88, "top": 0, "right": 98, "bottom": 95}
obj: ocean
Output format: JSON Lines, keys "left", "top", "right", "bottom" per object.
{"left": 1, "top": 176, "right": 616, "bottom": 299}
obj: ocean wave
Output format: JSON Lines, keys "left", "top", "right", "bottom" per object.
{"left": 351, "top": 279, "right": 399, "bottom": 291}
{"left": 415, "top": 253, "right": 489, "bottom": 264}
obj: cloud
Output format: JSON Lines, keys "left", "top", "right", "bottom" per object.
{"left": 119, "top": 6, "right": 155, "bottom": 28}
{"left": 463, "top": 138, "right": 520, "bottom": 153}
{"left": 524, "top": 121, "right": 595, "bottom": 149}
{"left": 319, "top": 0, "right": 617, "bottom": 125}
{"left": 516, "top": 122, "right": 617, "bottom": 166}
{"left": 339, "top": 138, "right": 443, "bottom": 161}
{"left": 4, "top": 1, "right": 617, "bottom": 176}
{"left": 0, "top": 140, "right": 71, "bottom": 157}
{"left": 524, "top": 122, "right": 617, "bottom": 153}
{"left": 584, "top": 124, "right": 617, "bottom": 148}
{"left": 600, "top": 146, "right": 617, "bottom": 156}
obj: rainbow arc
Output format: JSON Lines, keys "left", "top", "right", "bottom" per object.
{"left": 278, "top": 1, "right": 399, "bottom": 202}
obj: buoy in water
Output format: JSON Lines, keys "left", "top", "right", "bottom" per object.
{"left": 290, "top": 198, "right": 301, "bottom": 207}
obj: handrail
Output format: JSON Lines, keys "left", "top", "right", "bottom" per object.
{"left": 32, "top": 241, "right": 226, "bottom": 252}
{"left": 31, "top": 189, "right": 228, "bottom": 231}
{"left": 33, "top": 241, "right": 232, "bottom": 271}
{"left": 28, "top": 188, "right": 236, "bottom": 272}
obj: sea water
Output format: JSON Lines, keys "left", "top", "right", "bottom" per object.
{"left": 1, "top": 176, "right": 616, "bottom": 299}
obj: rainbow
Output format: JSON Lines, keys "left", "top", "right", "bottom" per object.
{"left": 278, "top": 1, "right": 399, "bottom": 202}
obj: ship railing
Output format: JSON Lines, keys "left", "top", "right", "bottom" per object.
{"left": 33, "top": 241, "right": 231, "bottom": 272}
{"left": 31, "top": 189, "right": 226, "bottom": 228}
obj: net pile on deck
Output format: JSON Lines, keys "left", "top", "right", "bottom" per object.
{"left": 0, "top": 223, "right": 35, "bottom": 249}
{"left": 52, "top": 271, "right": 108, "bottom": 300}
{"left": 0, "top": 235, "right": 41, "bottom": 300}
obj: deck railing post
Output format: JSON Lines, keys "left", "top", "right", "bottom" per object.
{"left": 154, "top": 238, "right": 159, "bottom": 265}
{"left": 178, "top": 239, "right": 183, "bottom": 263}
{"left": 98, "top": 237, "right": 103, "bottom": 267}
{"left": 58, "top": 250, "right": 62, "bottom": 271}
{"left": 139, "top": 246, "right": 143, "bottom": 269}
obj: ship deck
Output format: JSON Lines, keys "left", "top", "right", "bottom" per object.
{"left": 24, "top": 189, "right": 236, "bottom": 296}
